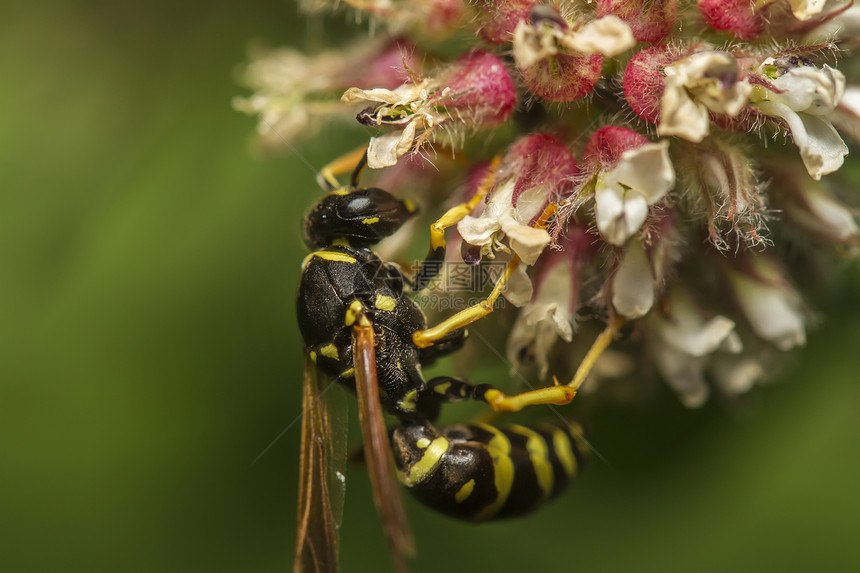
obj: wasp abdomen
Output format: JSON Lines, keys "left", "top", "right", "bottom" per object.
{"left": 392, "top": 421, "right": 587, "bottom": 521}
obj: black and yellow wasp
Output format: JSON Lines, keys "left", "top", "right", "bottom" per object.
{"left": 294, "top": 150, "right": 596, "bottom": 573}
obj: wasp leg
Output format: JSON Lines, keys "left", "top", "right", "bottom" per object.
{"left": 413, "top": 203, "right": 559, "bottom": 349}
{"left": 423, "top": 375, "right": 573, "bottom": 413}
{"left": 317, "top": 145, "right": 369, "bottom": 191}
{"left": 484, "top": 316, "right": 627, "bottom": 412}
{"left": 417, "top": 329, "right": 468, "bottom": 365}
{"left": 419, "top": 317, "right": 625, "bottom": 413}
{"left": 413, "top": 256, "right": 520, "bottom": 348}
{"left": 425, "top": 376, "right": 494, "bottom": 403}
{"left": 412, "top": 156, "right": 501, "bottom": 291}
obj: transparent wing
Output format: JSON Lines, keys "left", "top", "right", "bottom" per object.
{"left": 352, "top": 322, "right": 415, "bottom": 573}
{"left": 294, "top": 356, "right": 347, "bottom": 573}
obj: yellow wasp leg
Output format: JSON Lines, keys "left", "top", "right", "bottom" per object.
{"left": 483, "top": 316, "right": 627, "bottom": 412}
{"left": 428, "top": 156, "right": 501, "bottom": 252}
{"left": 413, "top": 255, "right": 521, "bottom": 348}
{"left": 412, "top": 156, "right": 502, "bottom": 292}
{"left": 317, "top": 145, "right": 369, "bottom": 190}
{"left": 413, "top": 202, "right": 559, "bottom": 348}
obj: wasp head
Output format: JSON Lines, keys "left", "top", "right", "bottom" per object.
{"left": 302, "top": 188, "right": 419, "bottom": 249}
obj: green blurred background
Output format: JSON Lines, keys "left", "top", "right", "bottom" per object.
{"left": 2, "top": 2, "right": 860, "bottom": 572}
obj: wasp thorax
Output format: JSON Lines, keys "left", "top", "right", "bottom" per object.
{"left": 302, "top": 188, "right": 418, "bottom": 249}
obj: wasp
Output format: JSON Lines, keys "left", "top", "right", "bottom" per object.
{"left": 294, "top": 149, "right": 599, "bottom": 573}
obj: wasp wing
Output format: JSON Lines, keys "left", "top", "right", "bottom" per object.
{"left": 294, "top": 356, "right": 347, "bottom": 573}
{"left": 352, "top": 322, "right": 415, "bottom": 573}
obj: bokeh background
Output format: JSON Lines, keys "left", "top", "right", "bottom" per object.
{"left": 2, "top": 1, "right": 860, "bottom": 572}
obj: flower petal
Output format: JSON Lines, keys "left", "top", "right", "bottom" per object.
{"left": 652, "top": 343, "right": 710, "bottom": 408}
{"left": 595, "top": 186, "right": 649, "bottom": 246}
{"left": 605, "top": 141, "right": 676, "bottom": 204}
{"left": 502, "top": 263, "right": 534, "bottom": 307}
{"left": 658, "top": 79, "right": 710, "bottom": 142}
{"left": 562, "top": 15, "right": 636, "bottom": 58}
{"left": 711, "top": 354, "right": 763, "bottom": 396}
{"left": 612, "top": 237, "right": 655, "bottom": 318}
{"left": 757, "top": 100, "right": 849, "bottom": 180}
{"left": 457, "top": 213, "right": 502, "bottom": 249}
{"left": 341, "top": 87, "right": 406, "bottom": 105}
{"left": 502, "top": 221, "right": 552, "bottom": 265}
{"left": 366, "top": 122, "right": 417, "bottom": 168}
{"left": 728, "top": 265, "right": 807, "bottom": 350}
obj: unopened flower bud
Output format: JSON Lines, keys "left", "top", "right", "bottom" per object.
{"left": 476, "top": 0, "right": 537, "bottom": 44}
{"left": 597, "top": 0, "right": 679, "bottom": 43}
{"left": 697, "top": 0, "right": 767, "bottom": 41}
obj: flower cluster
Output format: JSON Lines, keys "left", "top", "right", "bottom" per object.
{"left": 237, "top": 0, "right": 860, "bottom": 407}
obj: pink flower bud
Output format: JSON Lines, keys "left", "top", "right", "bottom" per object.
{"left": 432, "top": 50, "right": 517, "bottom": 127}
{"left": 623, "top": 45, "right": 678, "bottom": 125}
{"left": 422, "top": 0, "right": 468, "bottom": 38}
{"left": 503, "top": 134, "right": 580, "bottom": 212}
{"left": 521, "top": 53, "right": 603, "bottom": 102}
{"left": 597, "top": 0, "right": 679, "bottom": 43}
{"left": 697, "top": 0, "right": 766, "bottom": 41}
{"left": 340, "top": 38, "right": 422, "bottom": 91}
{"left": 582, "top": 126, "right": 652, "bottom": 171}
{"left": 476, "top": 0, "right": 538, "bottom": 44}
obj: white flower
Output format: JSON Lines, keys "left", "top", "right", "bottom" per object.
{"left": 506, "top": 260, "right": 576, "bottom": 378}
{"left": 594, "top": 141, "right": 675, "bottom": 246}
{"left": 752, "top": 63, "right": 848, "bottom": 180}
{"left": 726, "top": 257, "right": 807, "bottom": 351}
{"left": 342, "top": 83, "right": 443, "bottom": 168}
{"left": 512, "top": 15, "right": 635, "bottom": 70}
{"left": 233, "top": 47, "right": 347, "bottom": 146}
{"left": 646, "top": 286, "right": 743, "bottom": 407}
{"left": 501, "top": 262, "right": 535, "bottom": 308}
{"left": 658, "top": 51, "right": 752, "bottom": 143}
{"left": 612, "top": 237, "right": 656, "bottom": 319}
{"left": 711, "top": 353, "right": 765, "bottom": 397}
{"left": 559, "top": 16, "right": 635, "bottom": 58}
{"left": 458, "top": 178, "right": 553, "bottom": 266}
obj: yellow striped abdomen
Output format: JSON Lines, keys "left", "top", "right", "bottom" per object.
{"left": 391, "top": 420, "right": 587, "bottom": 521}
